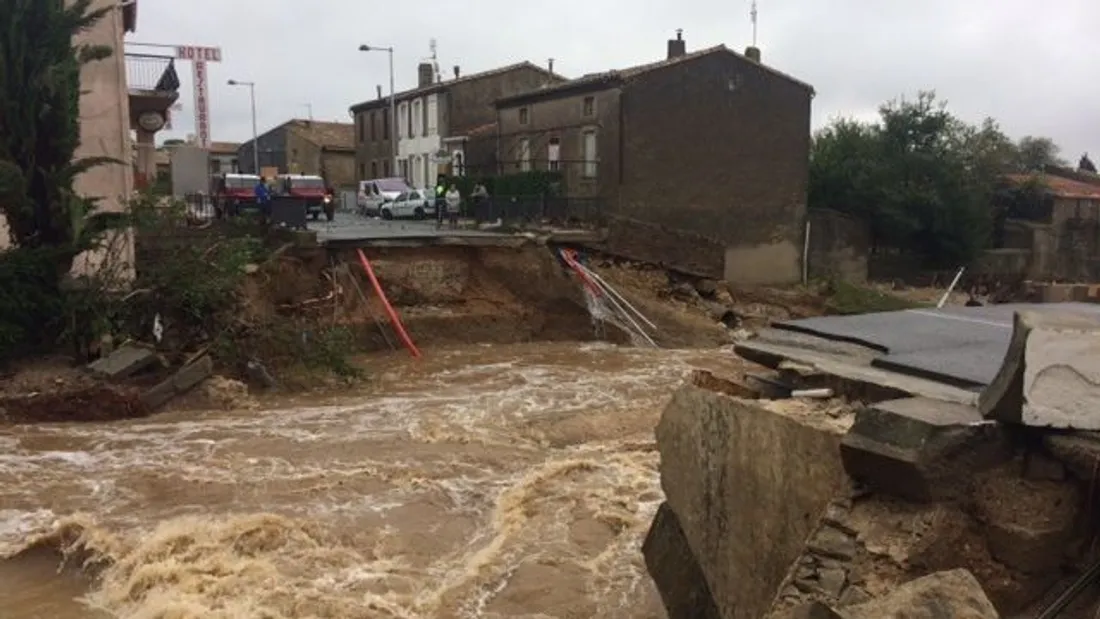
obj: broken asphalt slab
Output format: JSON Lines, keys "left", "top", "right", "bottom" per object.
{"left": 979, "top": 310, "right": 1100, "bottom": 429}
{"left": 840, "top": 397, "right": 1011, "bottom": 502}
{"left": 771, "top": 302, "right": 1100, "bottom": 389}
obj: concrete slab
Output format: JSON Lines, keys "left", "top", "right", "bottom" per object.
{"left": 840, "top": 398, "right": 1011, "bottom": 502}
{"left": 979, "top": 310, "right": 1100, "bottom": 428}
{"left": 774, "top": 303, "right": 1100, "bottom": 389}
{"left": 735, "top": 331, "right": 978, "bottom": 406}
{"left": 86, "top": 344, "right": 159, "bottom": 381}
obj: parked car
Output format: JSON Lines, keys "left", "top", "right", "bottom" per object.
{"left": 381, "top": 189, "right": 436, "bottom": 220}
{"left": 357, "top": 177, "right": 410, "bottom": 217}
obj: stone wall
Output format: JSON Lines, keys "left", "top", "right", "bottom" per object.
{"left": 806, "top": 209, "right": 870, "bottom": 283}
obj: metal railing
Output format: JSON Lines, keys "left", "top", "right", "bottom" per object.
{"left": 469, "top": 195, "right": 606, "bottom": 226}
{"left": 125, "top": 53, "right": 181, "bottom": 92}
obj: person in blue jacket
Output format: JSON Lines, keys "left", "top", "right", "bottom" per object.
{"left": 254, "top": 176, "right": 271, "bottom": 219}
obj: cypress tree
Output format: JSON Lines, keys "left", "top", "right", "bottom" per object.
{"left": 0, "top": 0, "right": 115, "bottom": 256}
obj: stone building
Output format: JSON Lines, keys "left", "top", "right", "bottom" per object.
{"left": 237, "top": 119, "right": 357, "bottom": 188}
{"left": 349, "top": 62, "right": 564, "bottom": 188}
{"left": 494, "top": 32, "right": 815, "bottom": 285}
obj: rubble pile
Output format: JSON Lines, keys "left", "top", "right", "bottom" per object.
{"left": 644, "top": 308, "right": 1100, "bottom": 619}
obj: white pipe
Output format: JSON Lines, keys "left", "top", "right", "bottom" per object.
{"left": 802, "top": 219, "right": 811, "bottom": 285}
{"left": 937, "top": 266, "right": 966, "bottom": 309}
{"left": 575, "top": 262, "right": 658, "bottom": 331}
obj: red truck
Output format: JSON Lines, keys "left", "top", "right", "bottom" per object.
{"left": 211, "top": 173, "right": 260, "bottom": 218}
{"left": 277, "top": 174, "right": 334, "bottom": 221}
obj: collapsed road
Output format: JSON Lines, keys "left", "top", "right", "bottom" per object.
{"left": 646, "top": 300, "right": 1100, "bottom": 619}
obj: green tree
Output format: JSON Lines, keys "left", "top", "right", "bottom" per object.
{"left": 809, "top": 91, "right": 1002, "bottom": 267}
{"left": 0, "top": 0, "right": 115, "bottom": 255}
{"left": 1014, "top": 135, "right": 1065, "bottom": 171}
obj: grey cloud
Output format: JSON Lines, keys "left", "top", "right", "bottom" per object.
{"left": 136, "top": 0, "right": 1100, "bottom": 159}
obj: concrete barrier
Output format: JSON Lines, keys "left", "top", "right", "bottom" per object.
{"left": 647, "top": 385, "right": 850, "bottom": 619}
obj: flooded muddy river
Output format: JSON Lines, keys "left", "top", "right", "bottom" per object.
{"left": 0, "top": 342, "right": 744, "bottom": 618}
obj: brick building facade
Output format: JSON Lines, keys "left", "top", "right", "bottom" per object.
{"left": 349, "top": 62, "right": 564, "bottom": 186}
{"left": 495, "top": 33, "right": 814, "bottom": 284}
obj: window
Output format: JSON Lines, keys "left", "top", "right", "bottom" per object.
{"left": 370, "top": 161, "right": 378, "bottom": 178}
{"left": 357, "top": 116, "right": 364, "bottom": 143}
{"left": 519, "top": 107, "right": 529, "bottom": 125}
{"left": 412, "top": 99, "right": 421, "bottom": 137}
{"left": 359, "top": 162, "right": 366, "bottom": 179}
{"left": 426, "top": 96, "right": 438, "bottom": 135}
{"left": 370, "top": 112, "right": 376, "bottom": 141}
{"left": 582, "top": 130, "right": 597, "bottom": 177}
{"left": 519, "top": 138, "right": 531, "bottom": 172}
{"left": 582, "top": 96, "right": 595, "bottom": 117}
{"left": 454, "top": 152, "right": 464, "bottom": 176}
{"left": 383, "top": 159, "right": 390, "bottom": 176}
{"left": 547, "top": 137, "right": 560, "bottom": 171}
{"left": 402, "top": 103, "right": 411, "bottom": 138}
{"left": 382, "top": 111, "right": 389, "bottom": 140}
{"left": 399, "top": 158, "right": 407, "bottom": 180}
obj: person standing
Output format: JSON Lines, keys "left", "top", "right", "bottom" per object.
{"left": 445, "top": 183, "right": 461, "bottom": 229}
{"left": 471, "top": 182, "right": 489, "bottom": 224}
{"left": 434, "top": 174, "right": 447, "bottom": 229}
{"left": 254, "top": 176, "right": 271, "bottom": 221}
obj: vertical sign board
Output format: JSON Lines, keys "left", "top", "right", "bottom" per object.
{"left": 174, "top": 46, "right": 222, "bottom": 149}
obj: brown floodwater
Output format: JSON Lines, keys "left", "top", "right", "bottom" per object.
{"left": 0, "top": 342, "right": 744, "bottom": 618}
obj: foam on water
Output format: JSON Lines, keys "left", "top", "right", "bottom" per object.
{"left": 0, "top": 342, "right": 747, "bottom": 618}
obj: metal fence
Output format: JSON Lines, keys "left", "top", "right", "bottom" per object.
{"left": 125, "top": 53, "right": 181, "bottom": 92}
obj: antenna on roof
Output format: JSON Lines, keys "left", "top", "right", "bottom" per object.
{"left": 750, "top": 0, "right": 758, "bottom": 47}
{"left": 429, "top": 38, "right": 441, "bottom": 83}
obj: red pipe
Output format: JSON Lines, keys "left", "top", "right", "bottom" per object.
{"left": 355, "top": 249, "right": 421, "bottom": 358}
{"left": 559, "top": 249, "right": 601, "bottom": 295}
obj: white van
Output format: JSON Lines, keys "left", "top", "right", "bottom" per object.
{"left": 357, "top": 177, "right": 411, "bottom": 217}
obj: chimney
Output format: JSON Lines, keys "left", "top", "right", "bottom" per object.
{"left": 548, "top": 58, "right": 555, "bottom": 74}
{"left": 667, "top": 29, "right": 686, "bottom": 59}
{"left": 744, "top": 46, "right": 761, "bottom": 62}
{"left": 376, "top": 85, "right": 382, "bottom": 99}
{"left": 453, "top": 65, "right": 460, "bottom": 79}
{"left": 417, "top": 62, "right": 434, "bottom": 88}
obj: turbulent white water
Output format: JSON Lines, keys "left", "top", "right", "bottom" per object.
{"left": 0, "top": 342, "right": 746, "bottom": 618}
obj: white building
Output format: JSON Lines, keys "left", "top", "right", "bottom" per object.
{"left": 396, "top": 92, "right": 442, "bottom": 189}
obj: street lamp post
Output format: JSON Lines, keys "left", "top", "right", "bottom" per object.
{"left": 227, "top": 79, "right": 259, "bottom": 175}
{"left": 358, "top": 44, "right": 397, "bottom": 176}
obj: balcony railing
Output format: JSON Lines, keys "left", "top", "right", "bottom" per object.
{"left": 125, "top": 53, "right": 180, "bottom": 93}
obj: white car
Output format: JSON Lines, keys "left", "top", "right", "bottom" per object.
{"left": 357, "top": 177, "right": 410, "bottom": 217}
{"left": 381, "top": 189, "right": 437, "bottom": 220}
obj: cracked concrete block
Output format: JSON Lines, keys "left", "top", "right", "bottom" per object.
{"left": 642, "top": 502, "right": 722, "bottom": 619}
{"left": 840, "top": 398, "right": 1012, "bottom": 502}
{"left": 843, "top": 569, "right": 998, "bottom": 618}
{"left": 655, "top": 385, "right": 848, "bottom": 619}
{"left": 86, "top": 344, "right": 159, "bottom": 381}
{"left": 980, "top": 310, "right": 1100, "bottom": 428}
{"left": 139, "top": 355, "right": 214, "bottom": 410}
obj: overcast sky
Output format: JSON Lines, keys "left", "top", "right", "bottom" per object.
{"left": 133, "top": 0, "right": 1100, "bottom": 161}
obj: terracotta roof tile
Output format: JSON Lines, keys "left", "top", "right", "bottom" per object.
{"left": 209, "top": 141, "right": 239, "bottom": 154}
{"left": 495, "top": 45, "right": 812, "bottom": 107}
{"left": 1006, "top": 173, "right": 1100, "bottom": 200}
{"left": 287, "top": 119, "right": 355, "bottom": 150}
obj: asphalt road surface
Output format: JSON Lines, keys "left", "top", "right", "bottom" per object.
{"left": 307, "top": 211, "right": 507, "bottom": 243}
{"left": 775, "top": 303, "right": 1100, "bottom": 388}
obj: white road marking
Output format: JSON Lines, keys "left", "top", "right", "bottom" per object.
{"left": 906, "top": 309, "right": 1012, "bottom": 329}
